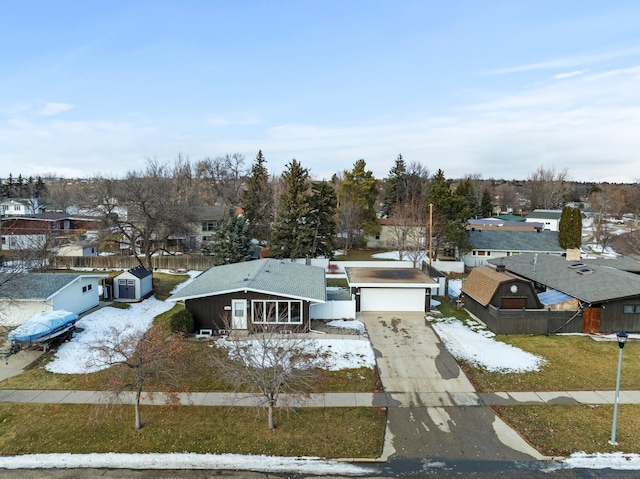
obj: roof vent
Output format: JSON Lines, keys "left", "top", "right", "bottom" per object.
{"left": 496, "top": 264, "right": 506, "bottom": 272}
{"left": 568, "top": 262, "right": 586, "bottom": 269}
{"left": 576, "top": 268, "right": 593, "bottom": 275}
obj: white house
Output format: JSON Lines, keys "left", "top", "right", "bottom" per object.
{"left": 524, "top": 209, "right": 563, "bottom": 231}
{"left": 0, "top": 198, "right": 46, "bottom": 217}
{"left": 0, "top": 272, "right": 106, "bottom": 327}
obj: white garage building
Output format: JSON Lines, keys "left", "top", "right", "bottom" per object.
{"left": 345, "top": 267, "right": 439, "bottom": 312}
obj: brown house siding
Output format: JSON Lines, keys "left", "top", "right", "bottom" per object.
{"left": 185, "top": 291, "right": 311, "bottom": 333}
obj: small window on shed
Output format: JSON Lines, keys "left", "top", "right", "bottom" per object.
{"left": 636, "top": 305, "right": 640, "bottom": 313}
{"left": 624, "top": 305, "right": 634, "bottom": 314}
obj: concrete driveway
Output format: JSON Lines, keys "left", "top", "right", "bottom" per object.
{"left": 361, "top": 311, "right": 544, "bottom": 461}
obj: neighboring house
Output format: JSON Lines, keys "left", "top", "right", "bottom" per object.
{"left": 524, "top": 209, "right": 563, "bottom": 231}
{"left": 57, "top": 240, "right": 98, "bottom": 257}
{"left": 462, "top": 229, "right": 564, "bottom": 268}
{"left": 487, "top": 253, "right": 640, "bottom": 334}
{"left": 345, "top": 267, "right": 438, "bottom": 312}
{"left": 1, "top": 213, "right": 101, "bottom": 251}
{"left": 0, "top": 198, "right": 46, "bottom": 217}
{"left": 0, "top": 272, "right": 105, "bottom": 327}
{"left": 113, "top": 266, "right": 153, "bottom": 300}
{"left": 365, "top": 218, "right": 426, "bottom": 249}
{"left": 191, "top": 205, "right": 229, "bottom": 253}
{"left": 467, "top": 218, "right": 544, "bottom": 231}
{"left": 168, "top": 258, "right": 326, "bottom": 333}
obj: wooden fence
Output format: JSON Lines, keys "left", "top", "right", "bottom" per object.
{"left": 465, "top": 300, "right": 584, "bottom": 334}
{"left": 51, "top": 255, "right": 219, "bottom": 271}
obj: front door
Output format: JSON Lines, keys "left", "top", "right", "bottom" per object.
{"left": 232, "top": 300, "right": 248, "bottom": 329}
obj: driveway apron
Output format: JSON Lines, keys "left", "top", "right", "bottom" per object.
{"left": 362, "top": 311, "right": 543, "bottom": 460}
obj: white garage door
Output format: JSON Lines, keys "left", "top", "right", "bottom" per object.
{"left": 360, "top": 288, "right": 426, "bottom": 312}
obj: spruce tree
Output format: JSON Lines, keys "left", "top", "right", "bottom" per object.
{"left": 270, "top": 159, "right": 311, "bottom": 258}
{"left": 382, "top": 154, "right": 408, "bottom": 217}
{"left": 210, "top": 209, "right": 253, "bottom": 265}
{"left": 304, "top": 181, "right": 338, "bottom": 259}
{"left": 242, "top": 150, "right": 273, "bottom": 244}
{"left": 480, "top": 188, "right": 494, "bottom": 218}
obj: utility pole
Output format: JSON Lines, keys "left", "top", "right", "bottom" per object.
{"left": 429, "top": 203, "right": 433, "bottom": 265}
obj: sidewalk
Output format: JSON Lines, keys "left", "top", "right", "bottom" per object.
{"left": 1, "top": 388, "right": 639, "bottom": 407}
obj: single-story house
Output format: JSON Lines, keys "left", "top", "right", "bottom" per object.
{"left": 462, "top": 229, "right": 565, "bottom": 268}
{"left": 167, "top": 258, "right": 326, "bottom": 333}
{"left": 524, "top": 209, "right": 563, "bottom": 231}
{"left": 487, "top": 253, "right": 640, "bottom": 334}
{"left": 0, "top": 272, "right": 106, "bottom": 327}
{"left": 345, "top": 267, "right": 438, "bottom": 312}
{"left": 113, "top": 266, "right": 153, "bottom": 300}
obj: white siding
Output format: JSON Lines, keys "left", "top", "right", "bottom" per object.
{"left": 0, "top": 301, "right": 53, "bottom": 327}
{"left": 51, "top": 277, "right": 101, "bottom": 315}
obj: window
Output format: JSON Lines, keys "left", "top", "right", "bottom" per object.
{"left": 202, "top": 222, "right": 216, "bottom": 232}
{"left": 252, "top": 300, "right": 303, "bottom": 324}
{"left": 82, "top": 284, "right": 92, "bottom": 293}
{"left": 623, "top": 305, "right": 640, "bottom": 314}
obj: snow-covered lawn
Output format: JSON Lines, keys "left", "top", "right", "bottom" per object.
{"left": 430, "top": 316, "right": 546, "bottom": 373}
{"left": 45, "top": 297, "right": 175, "bottom": 374}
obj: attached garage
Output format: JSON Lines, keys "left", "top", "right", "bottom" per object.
{"left": 345, "top": 267, "right": 438, "bottom": 313}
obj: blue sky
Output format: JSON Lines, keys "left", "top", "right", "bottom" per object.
{"left": 2, "top": 1, "right": 640, "bottom": 182}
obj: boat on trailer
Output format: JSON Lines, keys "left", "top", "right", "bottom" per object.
{"left": 8, "top": 310, "right": 78, "bottom": 346}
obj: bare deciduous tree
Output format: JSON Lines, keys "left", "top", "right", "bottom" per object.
{"left": 524, "top": 165, "right": 569, "bottom": 210}
{"left": 87, "top": 158, "right": 199, "bottom": 269}
{"left": 88, "top": 323, "right": 189, "bottom": 430}
{"left": 387, "top": 199, "right": 428, "bottom": 266}
{"left": 195, "top": 153, "right": 248, "bottom": 206}
{"left": 211, "top": 316, "right": 325, "bottom": 430}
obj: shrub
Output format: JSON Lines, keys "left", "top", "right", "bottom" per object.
{"left": 169, "top": 309, "right": 195, "bottom": 334}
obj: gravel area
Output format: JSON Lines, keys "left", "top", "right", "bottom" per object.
{"left": 310, "top": 320, "right": 362, "bottom": 335}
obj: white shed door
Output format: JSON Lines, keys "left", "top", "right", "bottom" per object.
{"left": 360, "top": 288, "right": 425, "bottom": 312}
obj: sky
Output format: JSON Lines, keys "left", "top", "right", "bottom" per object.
{"left": 1, "top": 1, "right": 640, "bottom": 183}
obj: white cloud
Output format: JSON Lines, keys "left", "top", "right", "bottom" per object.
{"left": 38, "top": 102, "right": 75, "bottom": 116}
{"left": 486, "top": 45, "right": 640, "bottom": 75}
{"left": 553, "top": 70, "right": 585, "bottom": 79}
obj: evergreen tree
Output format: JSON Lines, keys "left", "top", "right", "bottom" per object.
{"left": 337, "top": 159, "right": 379, "bottom": 251}
{"left": 304, "top": 181, "right": 338, "bottom": 259}
{"left": 427, "top": 169, "right": 472, "bottom": 257}
{"left": 382, "top": 154, "right": 408, "bottom": 216}
{"left": 455, "top": 178, "right": 480, "bottom": 219}
{"left": 559, "top": 206, "right": 582, "bottom": 250}
{"left": 480, "top": 188, "right": 493, "bottom": 218}
{"left": 270, "top": 159, "right": 311, "bottom": 258}
{"left": 210, "top": 209, "right": 253, "bottom": 265}
{"left": 242, "top": 150, "right": 273, "bottom": 244}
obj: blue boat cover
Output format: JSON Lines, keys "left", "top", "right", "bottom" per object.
{"left": 8, "top": 310, "right": 78, "bottom": 344}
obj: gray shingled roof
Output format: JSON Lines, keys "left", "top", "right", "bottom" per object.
{"left": 0, "top": 273, "right": 86, "bottom": 300}
{"left": 488, "top": 253, "right": 640, "bottom": 304}
{"left": 526, "top": 209, "right": 563, "bottom": 220}
{"left": 469, "top": 229, "right": 564, "bottom": 253}
{"left": 168, "top": 259, "right": 326, "bottom": 303}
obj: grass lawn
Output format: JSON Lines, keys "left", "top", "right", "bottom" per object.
{"left": 332, "top": 249, "right": 393, "bottom": 261}
{"left": 433, "top": 297, "right": 640, "bottom": 392}
{"left": 496, "top": 404, "right": 640, "bottom": 456}
{"left": 0, "top": 404, "right": 386, "bottom": 458}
